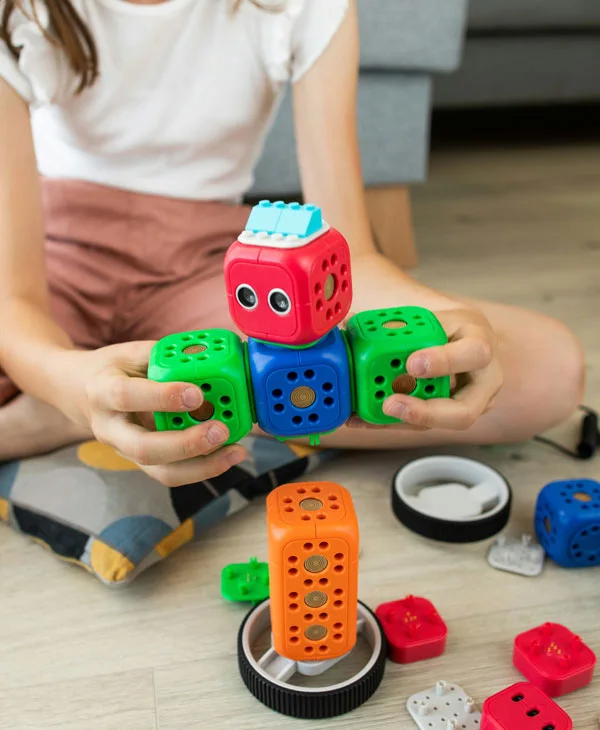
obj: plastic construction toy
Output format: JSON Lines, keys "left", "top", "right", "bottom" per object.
{"left": 237, "top": 481, "right": 387, "bottom": 719}
{"left": 376, "top": 595, "right": 447, "bottom": 664}
{"left": 407, "top": 680, "right": 481, "bottom": 730}
{"left": 392, "top": 456, "right": 512, "bottom": 543}
{"left": 148, "top": 200, "right": 451, "bottom": 444}
{"left": 487, "top": 534, "right": 546, "bottom": 577}
{"left": 147, "top": 328, "right": 254, "bottom": 445}
{"left": 481, "top": 682, "right": 573, "bottom": 730}
{"left": 345, "top": 306, "right": 450, "bottom": 425}
{"left": 513, "top": 622, "right": 596, "bottom": 697}
{"left": 221, "top": 558, "right": 269, "bottom": 604}
{"left": 534, "top": 478, "right": 600, "bottom": 568}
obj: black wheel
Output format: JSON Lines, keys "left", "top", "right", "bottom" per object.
{"left": 392, "top": 455, "right": 512, "bottom": 543}
{"left": 238, "top": 599, "right": 387, "bottom": 719}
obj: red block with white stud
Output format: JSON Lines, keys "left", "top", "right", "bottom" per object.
{"left": 375, "top": 595, "right": 448, "bottom": 663}
{"left": 224, "top": 218, "right": 352, "bottom": 346}
{"left": 513, "top": 622, "right": 596, "bottom": 697}
{"left": 481, "top": 682, "right": 572, "bottom": 730}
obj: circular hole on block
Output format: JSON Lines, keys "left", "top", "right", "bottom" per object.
{"left": 308, "top": 413, "right": 319, "bottom": 423}
{"left": 316, "top": 514, "right": 326, "bottom": 520}
{"left": 319, "top": 612, "right": 328, "bottom": 621}
{"left": 289, "top": 637, "right": 299, "bottom": 644}
{"left": 319, "top": 645, "right": 328, "bottom": 653}
{"left": 392, "top": 375, "right": 417, "bottom": 395}
{"left": 289, "top": 603, "right": 299, "bottom": 611}
{"left": 316, "top": 299, "right": 324, "bottom": 312}
{"left": 297, "top": 488, "right": 306, "bottom": 494}
{"left": 303, "top": 542, "right": 313, "bottom": 551}
{"left": 326, "top": 308, "right": 333, "bottom": 321}
{"left": 328, "top": 495, "right": 337, "bottom": 501}
{"left": 287, "top": 371, "right": 298, "bottom": 382}
{"left": 334, "top": 622, "right": 343, "bottom": 630}
{"left": 334, "top": 553, "right": 344, "bottom": 561}
{"left": 375, "top": 390, "right": 385, "bottom": 400}
{"left": 367, "top": 326, "right": 377, "bottom": 332}
{"left": 219, "top": 395, "right": 231, "bottom": 406}
{"left": 334, "top": 589, "right": 343, "bottom": 596}
{"left": 318, "top": 541, "right": 328, "bottom": 549}
{"left": 319, "top": 578, "right": 328, "bottom": 586}
{"left": 424, "top": 385, "right": 435, "bottom": 394}
{"left": 334, "top": 600, "right": 343, "bottom": 608}
{"left": 390, "top": 358, "right": 401, "bottom": 369}
{"left": 322, "top": 382, "right": 333, "bottom": 392}
{"left": 374, "top": 375, "right": 385, "bottom": 385}
{"left": 334, "top": 565, "right": 344, "bottom": 574}
{"left": 172, "top": 417, "right": 184, "bottom": 426}
{"left": 333, "top": 633, "right": 343, "bottom": 641}
{"left": 304, "top": 369, "right": 315, "bottom": 380}
{"left": 324, "top": 397, "right": 334, "bottom": 406}
{"left": 200, "top": 383, "right": 212, "bottom": 393}
{"left": 341, "top": 264, "right": 348, "bottom": 276}
{"left": 288, "top": 556, "right": 298, "bottom": 564}
{"left": 289, "top": 592, "right": 298, "bottom": 599}
{"left": 284, "top": 507, "right": 293, "bottom": 513}
{"left": 304, "top": 579, "right": 313, "bottom": 587}
{"left": 273, "top": 403, "right": 284, "bottom": 413}
{"left": 289, "top": 625, "right": 299, "bottom": 632}
{"left": 190, "top": 402, "right": 215, "bottom": 422}
{"left": 272, "top": 388, "right": 283, "bottom": 398}
{"left": 321, "top": 260, "right": 329, "bottom": 272}
{"left": 292, "top": 416, "right": 303, "bottom": 425}
{"left": 314, "top": 282, "right": 322, "bottom": 295}
{"left": 288, "top": 568, "right": 298, "bottom": 576}
{"left": 330, "top": 504, "right": 340, "bottom": 510}
{"left": 222, "top": 410, "right": 233, "bottom": 420}
{"left": 330, "top": 254, "right": 338, "bottom": 266}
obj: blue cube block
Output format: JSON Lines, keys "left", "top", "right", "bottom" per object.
{"left": 534, "top": 479, "right": 600, "bottom": 568}
{"left": 248, "top": 327, "right": 352, "bottom": 439}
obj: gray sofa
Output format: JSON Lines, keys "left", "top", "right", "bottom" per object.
{"left": 434, "top": 0, "right": 600, "bottom": 108}
{"left": 250, "top": 0, "right": 469, "bottom": 197}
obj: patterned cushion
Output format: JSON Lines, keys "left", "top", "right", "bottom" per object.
{"left": 0, "top": 436, "right": 336, "bottom": 586}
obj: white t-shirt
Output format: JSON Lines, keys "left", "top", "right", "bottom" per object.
{"left": 0, "top": 0, "right": 348, "bottom": 201}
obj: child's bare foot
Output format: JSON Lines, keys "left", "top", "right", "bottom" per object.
{"left": 0, "top": 394, "right": 91, "bottom": 461}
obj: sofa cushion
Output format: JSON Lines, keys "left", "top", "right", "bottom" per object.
{"left": 357, "top": 0, "right": 468, "bottom": 72}
{"left": 468, "top": 0, "right": 600, "bottom": 31}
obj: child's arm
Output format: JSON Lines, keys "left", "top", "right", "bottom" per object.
{"left": 0, "top": 79, "right": 245, "bottom": 484}
{"left": 292, "top": 0, "right": 503, "bottom": 431}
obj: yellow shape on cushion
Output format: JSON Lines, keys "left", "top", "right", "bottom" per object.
{"left": 155, "top": 519, "right": 194, "bottom": 558}
{"left": 78, "top": 441, "right": 140, "bottom": 471}
{"left": 0, "top": 497, "right": 8, "bottom": 522}
{"left": 91, "top": 540, "right": 135, "bottom": 583}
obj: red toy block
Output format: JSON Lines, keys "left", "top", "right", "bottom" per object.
{"left": 481, "top": 682, "right": 572, "bottom": 730}
{"left": 513, "top": 622, "right": 596, "bottom": 697}
{"left": 224, "top": 226, "right": 352, "bottom": 346}
{"left": 375, "top": 595, "right": 447, "bottom": 663}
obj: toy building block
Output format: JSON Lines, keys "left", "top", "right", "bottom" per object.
{"left": 266, "top": 481, "right": 359, "bottom": 662}
{"left": 407, "top": 681, "right": 481, "bottom": 730}
{"left": 221, "top": 557, "right": 269, "bottom": 604}
{"left": 534, "top": 478, "right": 600, "bottom": 568}
{"left": 224, "top": 202, "right": 352, "bottom": 346}
{"left": 244, "top": 200, "right": 324, "bottom": 239}
{"left": 513, "top": 622, "right": 596, "bottom": 697}
{"left": 487, "top": 534, "right": 546, "bottom": 577}
{"left": 375, "top": 595, "right": 447, "bottom": 663}
{"left": 148, "top": 328, "right": 254, "bottom": 445}
{"left": 345, "top": 306, "right": 451, "bottom": 424}
{"left": 247, "top": 327, "right": 352, "bottom": 443}
{"left": 481, "top": 682, "right": 573, "bottom": 730}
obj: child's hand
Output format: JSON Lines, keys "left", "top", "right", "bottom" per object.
{"left": 348, "top": 307, "right": 503, "bottom": 432}
{"left": 56, "top": 341, "right": 247, "bottom": 487}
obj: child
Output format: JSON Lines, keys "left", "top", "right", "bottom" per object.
{"left": 0, "top": 0, "right": 584, "bottom": 488}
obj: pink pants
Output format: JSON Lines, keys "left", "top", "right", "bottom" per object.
{"left": 0, "top": 178, "right": 251, "bottom": 404}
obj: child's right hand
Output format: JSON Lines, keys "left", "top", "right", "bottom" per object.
{"left": 54, "top": 341, "right": 247, "bottom": 487}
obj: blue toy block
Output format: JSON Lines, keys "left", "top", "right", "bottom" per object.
{"left": 244, "top": 200, "right": 324, "bottom": 238}
{"left": 534, "top": 479, "right": 600, "bottom": 568}
{"left": 245, "top": 200, "right": 286, "bottom": 234}
{"left": 275, "top": 202, "right": 323, "bottom": 238}
{"left": 247, "top": 327, "right": 352, "bottom": 440}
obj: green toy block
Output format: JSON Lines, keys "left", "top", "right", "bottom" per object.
{"left": 147, "top": 328, "right": 254, "bottom": 445}
{"left": 221, "top": 557, "right": 270, "bottom": 604}
{"left": 345, "top": 306, "right": 451, "bottom": 425}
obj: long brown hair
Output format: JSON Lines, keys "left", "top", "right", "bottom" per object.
{"left": 1, "top": 0, "right": 281, "bottom": 94}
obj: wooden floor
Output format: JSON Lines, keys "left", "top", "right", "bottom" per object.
{"left": 1, "top": 143, "right": 599, "bottom": 729}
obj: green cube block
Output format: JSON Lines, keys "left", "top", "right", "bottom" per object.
{"left": 221, "top": 557, "right": 270, "bottom": 604}
{"left": 148, "top": 328, "right": 254, "bottom": 445}
{"left": 345, "top": 306, "right": 451, "bottom": 424}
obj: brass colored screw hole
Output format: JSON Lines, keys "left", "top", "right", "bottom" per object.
{"left": 544, "top": 517, "right": 552, "bottom": 534}
{"left": 183, "top": 344, "right": 207, "bottom": 354}
{"left": 305, "top": 625, "right": 327, "bottom": 641}
{"left": 189, "top": 401, "right": 215, "bottom": 421}
{"left": 392, "top": 374, "right": 417, "bottom": 395}
{"left": 324, "top": 274, "right": 337, "bottom": 301}
{"left": 574, "top": 492, "right": 592, "bottom": 502}
{"left": 300, "top": 498, "right": 323, "bottom": 512}
{"left": 305, "top": 591, "right": 328, "bottom": 608}
{"left": 291, "top": 386, "right": 316, "bottom": 408}
{"left": 304, "top": 555, "right": 328, "bottom": 573}
{"left": 382, "top": 320, "right": 407, "bottom": 329}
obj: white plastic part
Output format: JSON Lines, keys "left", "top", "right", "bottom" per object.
{"left": 407, "top": 681, "right": 482, "bottom": 730}
{"left": 487, "top": 533, "right": 546, "bottom": 577}
{"left": 395, "top": 456, "right": 511, "bottom": 522}
{"left": 238, "top": 223, "right": 330, "bottom": 249}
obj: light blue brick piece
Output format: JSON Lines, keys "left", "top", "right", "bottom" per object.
{"left": 245, "top": 200, "right": 324, "bottom": 238}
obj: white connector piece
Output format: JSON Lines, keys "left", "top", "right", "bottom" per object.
{"left": 407, "top": 681, "right": 481, "bottom": 730}
{"left": 487, "top": 533, "right": 545, "bottom": 577}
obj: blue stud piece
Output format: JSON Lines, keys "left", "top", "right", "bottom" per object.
{"left": 247, "top": 327, "right": 352, "bottom": 439}
{"left": 245, "top": 200, "right": 286, "bottom": 234}
{"left": 534, "top": 479, "right": 600, "bottom": 568}
{"left": 276, "top": 203, "right": 323, "bottom": 238}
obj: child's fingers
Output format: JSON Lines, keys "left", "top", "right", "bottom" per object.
{"left": 143, "top": 445, "right": 247, "bottom": 488}
{"left": 95, "top": 415, "right": 231, "bottom": 466}
{"left": 406, "top": 333, "right": 493, "bottom": 379}
{"left": 345, "top": 415, "right": 428, "bottom": 431}
{"left": 90, "top": 371, "right": 203, "bottom": 414}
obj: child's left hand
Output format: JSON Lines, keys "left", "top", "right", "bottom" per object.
{"left": 347, "top": 306, "right": 504, "bottom": 432}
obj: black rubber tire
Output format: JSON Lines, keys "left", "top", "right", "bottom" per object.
{"left": 238, "top": 600, "right": 387, "bottom": 719}
{"left": 391, "top": 459, "right": 513, "bottom": 543}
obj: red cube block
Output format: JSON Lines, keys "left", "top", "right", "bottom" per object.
{"left": 481, "top": 682, "right": 572, "bottom": 730}
{"left": 375, "top": 595, "right": 447, "bottom": 663}
{"left": 224, "top": 225, "right": 352, "bottom": 346}
{"left": 513, "top": 622, "right": 596, "bottom": 697}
